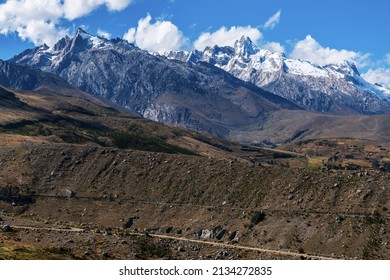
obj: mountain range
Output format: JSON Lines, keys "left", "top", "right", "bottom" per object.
{"left": 165, "top": 36, "right": 390, "bottom": 114}
{"left": 6, "top": 29, "right": 390, "bottom": 144}
{"left": 9, "top": 28, "right": 301, "bottom": 139}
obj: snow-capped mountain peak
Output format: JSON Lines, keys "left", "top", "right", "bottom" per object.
{"left": 283, "top": 59, "right": 328, "bottom": 77}
{"left": 10, "top": 29, "right": 390, "bottom": 115}
{"left": 324, "top": 60, "right": 360, "bottom": 78}
{"left": 11, "top": 28, "right": 136, "bottom": 71}
{"left": 70, "top": 28, "right": 113, "bottom": 50}
{"left": 164, "top": 38, "right": 390, "bottom": 113}
{"left": 52, "top": 35, "right": 71, "bottom": 52}
{"left": 234, "top": 36, "right": 260, "bottom": 57}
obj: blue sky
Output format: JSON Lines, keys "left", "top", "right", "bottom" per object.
{"left": 0, "top": 0, "right": 389, "bottom": 86}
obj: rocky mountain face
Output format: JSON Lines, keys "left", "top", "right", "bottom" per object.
{"left": 0, "top": 60, "right": 70, "bottom": 91}
{"left": 10, "top": 29, "right": 300, "bottom": 138}
{"left": 165, "top": 36, "right": 390, "bottom": 114}
{"left": 0, "top": 59, "right": 135, "bottom": 114}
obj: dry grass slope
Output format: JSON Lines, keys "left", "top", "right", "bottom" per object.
{"left": 1, "top": 86, "right": 390, "bottom": 260}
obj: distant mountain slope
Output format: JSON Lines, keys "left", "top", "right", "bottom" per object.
{"left": 0, "top": 60, "right": 139, "bottom": 117}
{"left": 0, "top": 60, "right": 69, "bottom": 90}
{"left": 165, "top": 36, "right": 390, "bottom": 114}
{"left": 229, "top": 109, "right": 390, "bottom": 145}
{"left": 10, "top": 28, "right": 301, "bottom": 138}
{"left": 1, "top": 83, "right": 291, "bottom": 161}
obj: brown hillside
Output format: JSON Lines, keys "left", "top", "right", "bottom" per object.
{"left": 0, "top": 86, "right": 389, "bottom": 260}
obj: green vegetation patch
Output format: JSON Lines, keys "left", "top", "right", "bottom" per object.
{"left": 0, "top": 118, "right": 197, "bottom": 155}
{"left": 193, "top": 134, "right": 233, "bottom": 152}
{"left": 109, "top": 131, "right": 192, "bottom": 154}
{"left": 0, "top": 245, "right": 78, "bottom": 260}
{"left": 134, "top": 237, "right": 172, "bottom": 259}
{"left": 248, "top": 211, "right": 266, "bottom": 229}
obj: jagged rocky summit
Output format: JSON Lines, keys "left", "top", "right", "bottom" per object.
{"left": 165, "top": 36, "right": 390, "bottom": 114}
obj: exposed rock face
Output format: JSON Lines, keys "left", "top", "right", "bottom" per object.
{"left": 2, "top": 225, "right": 12, "bottom": 232}
{"left": 10, "top": 29, "right": 300, "bottom": 138}
{"left": 197, "top": 229, "right": 213, "bottom": 239}
{"left": 165, "top": 36, "right": 390, "bottom": 114}
{"left": 0, "top": 60, "right": 70, "bottom": 91}
{"left": 123, "top": 217, "right": 139, "bottom": 229}
{"left": 65, "top": 190, "right": 75, "bottom": 198}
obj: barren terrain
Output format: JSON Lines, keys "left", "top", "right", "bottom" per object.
{"left": 1, "top": 86, "right": 390, "bottom": 260}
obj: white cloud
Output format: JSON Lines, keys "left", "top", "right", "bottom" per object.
{"left": 97, "top": 29, "right": 111, "bottom": 39}
{"left": 193, "top": 26, "right": 262, "bottom": 50}
{"left": 104, "top": 0, "right": 133, "bottom": 10}
{"left": 63, "top": 0, "right": 133, "bottom": 20}
{"left": 362, "top": 68, "right": 390, "bottom": 88}
{"left": 290, "top": 35, "right": 370, "bottom": 67}
{"left": 123, "top": 14, "right": 189, "bottom": 54}
{"left": 17, "top": 20, "right": 68, "bottom": 47}
{"left": 264, "top": 10, "right": 281, "bottom": 30}
{"left": 123, "top": 27, "right": 136, "bottom": 43}
{"left": 0, "top": 0, "right": 64, "bottom": 46}
{"left": 0, "top": 0, "right": 133, "bottom": 46}
{"left": 261, "top": 41, "right": 285, "bottom": 53}
{"left": 386, "top": 53, "right": 390, "bottom": 65}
